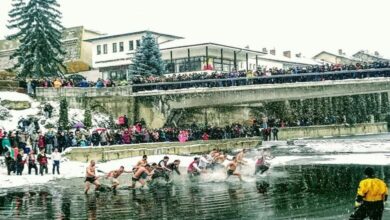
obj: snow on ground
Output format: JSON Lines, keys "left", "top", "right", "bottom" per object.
{"left": 0, "top": 154, "right": 195, "bottom": 189}
{"left": 293, "top": 139, "right": 390, "bottom": 153}
{"left": 0, "top": 91, "right": 111, "bottom": 132}
{"left": 0, "top": 92, "right": 33, "bottom": 102}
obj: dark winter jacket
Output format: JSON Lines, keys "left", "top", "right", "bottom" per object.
{"left": 37, "top": 153, "right": 48, "bottom": 165}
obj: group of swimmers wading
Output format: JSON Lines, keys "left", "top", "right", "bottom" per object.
{"left": 84, "top": 148, "right": 273, "bottom": 194}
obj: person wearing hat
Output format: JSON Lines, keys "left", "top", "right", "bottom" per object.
{"left": 350, "top": 167, "right": 388, "bottom": 220}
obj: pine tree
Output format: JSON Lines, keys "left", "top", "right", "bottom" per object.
{"left": 108, "top": 115, "right": 115, "bottom": 129}
{"left": 7, "top": 0, "right": 66, "bottom": 78}
{"left": 83, "top": 108, "right": 92, "bottom": 128}
{"left": 131, "top": 32, "right": 165, "bottom": 76}
{"left": 7, "top": 0, "right": 26, "bottom": 32}
{"left": 59, "top": 98, "right": 69, "bottom": 130}
{"left": 381, "top": 92, "right": 390, "bottom": 114}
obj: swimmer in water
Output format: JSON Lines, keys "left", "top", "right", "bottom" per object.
{"left": 106, "top": 166, "right": 132, "bottom": 190}
{"left": 226, "top": 157, "right": 243, "bottom": 182}
{"left": 85, "top": 160, "right": 100, "bottom": 194}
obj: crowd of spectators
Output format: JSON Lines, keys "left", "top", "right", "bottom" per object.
{"left": 0, "top": 116, "right": 281, "bottom": 157}
{"left": 132, "top": 61, "right": 390, "bottom": 84}
{"left": 18, "top": 61, "right": 390, "bottom": 95}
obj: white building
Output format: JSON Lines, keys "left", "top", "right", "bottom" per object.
{"left": 85, "top": 30, "right": 321, "bottom": 80}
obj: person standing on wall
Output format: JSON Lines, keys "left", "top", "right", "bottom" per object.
{"left": 349, "top": 167, "right": 388, "bottom": 220}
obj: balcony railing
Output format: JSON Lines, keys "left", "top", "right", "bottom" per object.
{"left": 132, "top": 68, "right": 390, "bottom": 92}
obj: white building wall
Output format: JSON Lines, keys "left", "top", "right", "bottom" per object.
{"left": 91, "top": 34, "right": 176, "bottom": 69}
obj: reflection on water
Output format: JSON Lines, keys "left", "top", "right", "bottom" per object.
{"left": 1, "top": 164, "right": 389, "bottom": 219}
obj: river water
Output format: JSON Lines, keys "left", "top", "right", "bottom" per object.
{"left": 1, "top": 135, "right": 390, "bottom": 219}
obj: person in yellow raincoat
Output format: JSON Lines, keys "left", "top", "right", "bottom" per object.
{"left": 350, "top": 167, "right": 388, "bottom": 220}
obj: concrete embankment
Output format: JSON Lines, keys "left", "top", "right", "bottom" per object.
{"left": 65, "top": 138, "right": 261, "bottom": 162}
{"left": 64, "top": 122, "right": 387, "bottom": 162}
{"left": 279, "top": 122, "right": 388, "bottom": 140}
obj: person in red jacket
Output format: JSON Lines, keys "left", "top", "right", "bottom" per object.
{"left": 38, "top": 133, "right": 45, "bottom": 152}
{"left": 202, "top": 132, "right": 209, "bottom": 141}
{"left": 37, "top": 150, "right": 48, "bottom": 175}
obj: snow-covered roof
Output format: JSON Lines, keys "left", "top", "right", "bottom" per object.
{"left": 313, "top": 51, "right": 360, "bottom": 62}
{"left": 353, "top": 50, "right": 390, "bottom": 61}
{"left": 159, "top": 39, "right": 267, "bottom": 56}
{"left": 85, "top": 31, "right": 183, "bottom": 42}
{"left": 259, "top": 53, "right": 321, "bottom": 66}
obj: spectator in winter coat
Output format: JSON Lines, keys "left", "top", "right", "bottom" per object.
{"left": 5, "top": 152, "right": 15, "bottom": 175}
{"left": 51, "top": 148, "right": 61, "bottom": 175}
{"left": 28, "top": 151, "right": 38, "bottom": 175}
{"left": 2, "top": 134, "right": 11, "bottom": 154}
{"left": 57, "top": 132, "right": 66, "bottom": 152}
{"left": 96, "top": 79, "right": 104, "bottom": 88}
{"left": 16, "top": 152, "right": 26, "bottom": 175}
{"left": 122, "top": 130, "right": 131, "bottom": 144}
{"left": 38, "top": 133, "right": 45, "bottom": 151}
{"left": 202, "top": 132, "right": 209, "bottom": 141}
{"left": 30, "top": 131, "right": 39, "bottom": 153}
{"left": 43, "top": 103, "right": 53, "bottom": 118}
{"left": 100, "top": 131, "right": 108, "bottom": 146}
{"left": 53, "top": 79, "right": 62, "bottom": 88}
{"left": 45, "top": 130, "right": 55, "bottom": 154}
{"left": 91, "top": 131, "right": 100, "bottom": 146}
{"left": 37, "top": 151, "right": 48, "bottom": 175}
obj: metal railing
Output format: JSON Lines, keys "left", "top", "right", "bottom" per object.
{"left": 35, "top": 68, "right": 390, "bottom": 96}
{"left": 132, "top": 68, "right": 390, "bottom": 92}
{"left": 36, "top": 86, "right": 133, "bottom": 98}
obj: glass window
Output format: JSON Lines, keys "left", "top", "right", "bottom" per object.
{"left": 112, "top": 43, "right": 117, "bottom": 53}
{"left": 103, "top": 44, "right": 108, "bottom": 54}
{"left": 129, "top": 41, "right": 134, "bottom": 50}
{"left": 97, "top": 45, "right": 101, "bottom": 55}
{"left": 136, "top": 40, "right": 141, "bottom": 47}
{"left": 119, "top": 42, "right": 124, "bottom": 52}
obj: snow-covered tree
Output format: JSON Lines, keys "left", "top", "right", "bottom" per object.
{"left": 7, "top": 0, "right": 66, "bottom": 78}
{"left": 83, "top": 108, "right": 92, "bottom": 128}
{"left": 59, "top": 98, "right": 68, "bottom": 130}
{"left": 131, "top": 32, "right": 165, "bottom": 76}
{"left": 0, "top": 106, "right": 11, "bottom": 120}
{"left": 7, "top": 0, "right": 26, "bottom": 32}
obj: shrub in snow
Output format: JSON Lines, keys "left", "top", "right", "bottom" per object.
{"left": 0, "top": 106, "right": 11, "bottom": 120}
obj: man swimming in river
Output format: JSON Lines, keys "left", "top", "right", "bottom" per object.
{"left": 106, "top": 166, "right": 132, "bottom": 190}
{"left": 255, "top": 147, "right": 273, "bottom": 175}
{"left": 236, "top": 149, "right": 248, "bottom": 166}
{"left": 134, "top": 155, "right": 148, "bottom": 170}
{"left": 130, "top": 164, "right": 152, "bottom": 189}
{"left": 85, "top": 160, "right": 100, "bottom": 194}
{"left": 167, "top": 160, "right": 181, "bottom": 175}
{"left": 226, "top": 157, "right": 243, "bottom": 181}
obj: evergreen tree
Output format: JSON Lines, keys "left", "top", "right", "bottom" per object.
{"left": 83, "top": 108, "right": 92, "bottom": 128}
{"left": 59, "top": 98, "right": 69, "bottom": 130}
{"left": 108, "top": 115, "right": 115, "bottom": 129}
{"left": 381, "top": 92, "right": 390, "bottom": 114}
{"left": 7, "top": 0, "right": 26, "bottom": 32}
{"left": 7, "top": 0, "right": 66, "bottom": 78}
{"left": 131, "top": 32, "right": 165, "bottom": 76}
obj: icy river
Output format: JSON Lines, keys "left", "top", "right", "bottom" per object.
{"left": 1, "top": 133, "right": 390, "bottom": 219}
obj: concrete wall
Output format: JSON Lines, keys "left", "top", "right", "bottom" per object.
{"left": 64, "top": 123, "right": 388, "bottom": 162}
{"left": 36, "top": 87, "right": 135, "bottom": 123}
{"left": 65, "top": 137, "right": 261, "bottom": 162}
{"left": 278, "top": 122, "right": 388, "bottom": 140}
{"left": 35, "top": 78, "right": 390, "bottom": 129}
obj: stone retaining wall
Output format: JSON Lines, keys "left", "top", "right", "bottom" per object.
{"left": 65, "top": 138, "right": 261, "bottom": 162}
{"left": 64, "top": 123, "right": 387, "bottom": 162}
{"left": 278, "top": 122, "right": 388, "bottom": 140}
